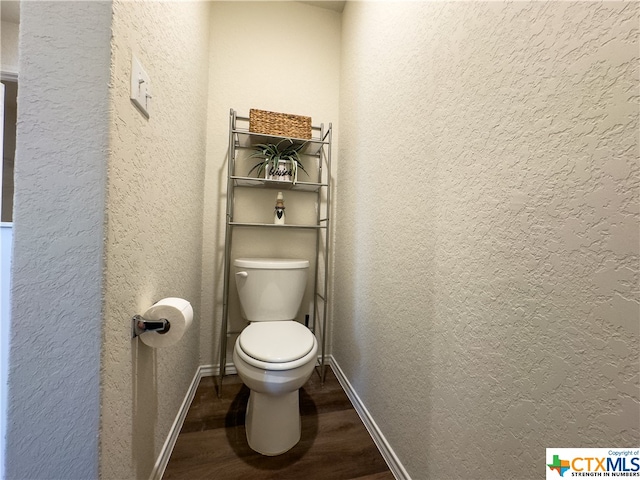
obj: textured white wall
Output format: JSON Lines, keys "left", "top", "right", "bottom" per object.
{"left": 101, "top": 1, "right": 210, "bottom": 479}
{"left": 202, "top": 1, "right": 340, "bottom": 366}
{"left": 0, "top": 20, "right": 19, "bottom": 73}
{"left": 336, "top": 2, "right": 639, "bottom": 478}
{"left": 6, "top": 2, "right": 112, "bottom": 478}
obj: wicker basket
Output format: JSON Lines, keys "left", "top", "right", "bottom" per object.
{"left": 249, "top": 109, "right": 312, "bottom": 139}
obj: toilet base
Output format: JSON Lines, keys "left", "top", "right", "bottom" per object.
{"left": 245, "top": 389, "right": 301, "bottom": 456}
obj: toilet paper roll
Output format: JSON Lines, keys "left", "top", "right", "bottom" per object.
{"left": 139, "top": 297, "right": 193, "bottom": 348}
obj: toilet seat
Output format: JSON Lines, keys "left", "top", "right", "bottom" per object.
{"left": 236, "top": 322, "right": 317, "bottom": 371}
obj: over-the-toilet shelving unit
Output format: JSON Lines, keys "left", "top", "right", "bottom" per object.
{"left": 218, "top": 109, "right": 332, "bottom": 394}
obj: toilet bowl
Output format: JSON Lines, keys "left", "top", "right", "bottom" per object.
{"left": 232, "top": 258, "right": 317, "bottom": 456}
{"left": 233, "top": 321, "right": 318, "bottom": 455}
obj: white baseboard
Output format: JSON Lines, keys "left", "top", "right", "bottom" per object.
{"left": 200, "top": 363, "right": 237, "bottom": 377}
{"left": 328, "top": 356, "right": 411, "bottom": 480}
{"left": 148, "top": 363, "right": 235, "bottom": 480}
{"left": 149, "top": 359, "right": 410, "bottom": 480}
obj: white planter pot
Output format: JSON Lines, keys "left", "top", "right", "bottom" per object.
{"left": 266, "top": 160, "right": 292, "bottom": 182}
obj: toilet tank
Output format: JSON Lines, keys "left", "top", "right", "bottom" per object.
{"left": 233, "top": 258, "right": 309, "bottom": 321}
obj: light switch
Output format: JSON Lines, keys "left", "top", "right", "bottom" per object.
{"left": 130, "top": 55, "right": 151, "bottom": 118}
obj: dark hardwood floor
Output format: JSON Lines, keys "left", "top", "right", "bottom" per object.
{"left": 163, "top": 366, "right": 394, "bottom": 479}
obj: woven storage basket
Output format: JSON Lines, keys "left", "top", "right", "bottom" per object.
{"left": 249, "top": 109, "right": 312, "bottom": 139}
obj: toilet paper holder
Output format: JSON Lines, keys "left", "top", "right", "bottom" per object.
{"left": 132, "top": 314, "right": 171, "bottom": 338}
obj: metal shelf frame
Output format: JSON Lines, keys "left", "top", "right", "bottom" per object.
{"left": 218, "top": 109, "right": 332, "bottom": 396}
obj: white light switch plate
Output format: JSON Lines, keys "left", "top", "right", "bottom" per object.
{"left": 130, "top": 55, "right": 151, "bottom": 118}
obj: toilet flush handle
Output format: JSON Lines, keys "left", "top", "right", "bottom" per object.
{"left": 236, "top": 271, "right": 248, "bottom": 279}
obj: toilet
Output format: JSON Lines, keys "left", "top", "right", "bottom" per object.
{"left": 232, "top": 258, "right": 318, "bottom": 456}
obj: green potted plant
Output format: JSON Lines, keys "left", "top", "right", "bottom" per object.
{"left": 247, "top": 138, "right": 309, "bottom": 184}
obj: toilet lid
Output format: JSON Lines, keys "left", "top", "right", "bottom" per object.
{"left": 239, "top": 322, "right": 315, "bottom": 363}
{"left": 234, "top": 258, "right": 309, "bottom": 269}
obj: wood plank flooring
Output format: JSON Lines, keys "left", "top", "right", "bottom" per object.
{"left": 163, "top": 367, "right": 394, "bottom": 479}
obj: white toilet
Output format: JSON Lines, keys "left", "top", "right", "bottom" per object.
{"left": 232, "top": 258, "right": 318, "bottom": 456}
